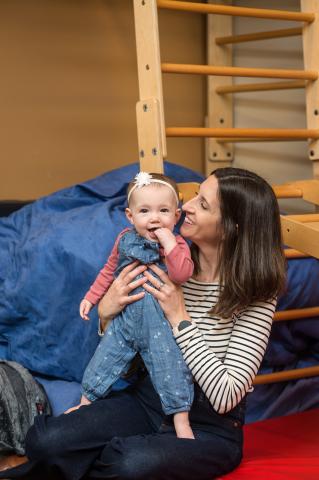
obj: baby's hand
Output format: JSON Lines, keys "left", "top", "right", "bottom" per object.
{"left": 154, "top": 228, "right": 177, "bottom": 254}
{"left": 79, "top": 299, "right": 93, "bottom": 321}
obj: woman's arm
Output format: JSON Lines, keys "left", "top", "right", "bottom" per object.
{"left": 143, "top": 265, "right": 276, "bottom": 414}
{"left": 174, "top": 300, "right": 275, "bottom": 414}
{"left": 98, "top": 261, "right": 147, "bottom": 332}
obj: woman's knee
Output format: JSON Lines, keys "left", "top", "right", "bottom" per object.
{"left": 120, "top": 450, "right": 161, "bottom": 480}
{"left": 25, "top": 416, "right": 64, "bottom": 461}
{"left": 99, "top": 437, "right": 163, "bottom": 480}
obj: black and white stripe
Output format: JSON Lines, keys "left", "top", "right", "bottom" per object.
{"left": 175, "top": 279, "right": 276, "bottom": 414}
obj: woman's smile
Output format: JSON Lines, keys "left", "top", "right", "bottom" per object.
{"left": 183, "top": 216, "right": 193, "bottom": 225}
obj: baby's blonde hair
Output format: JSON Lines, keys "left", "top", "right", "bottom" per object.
{"left": 127, "top": 173, "right": 179, "bottom": 206}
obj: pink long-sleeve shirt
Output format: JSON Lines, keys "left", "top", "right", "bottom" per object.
{"left": 85, "top": 228, "right": 194, "bottom": 306}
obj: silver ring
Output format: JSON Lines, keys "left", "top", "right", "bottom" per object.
{"left": 158, "top": 281, "right": 165, "bottom": 290}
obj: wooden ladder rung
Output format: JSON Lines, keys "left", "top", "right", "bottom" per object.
{"left": 215, "top": 27, "right": 302, "bottom": 45}
{"left": 273, "top": 179, "right": 319, "bottom": 203}
{"left": 157, "top": 1, "right": 315, "bottom": 23}
{"left": 165, "top": 127, "right": 319, "bottom": 140}
{"left": 287, "top": 213, "right": 319, "bottom": 223}
{"left": 254, "top": 365, "right": 319, "bottom": 385}
{"left": 178, "top": 181, "right": 319, "bottom": 203}
{"left": 216, "top": 137, "right": 308, "bottom": 143}
{"left": 216, "top": 80, "right": 306, "bottom": 95}
{"left": 161, "top": 63, "right": 318, "bottom": 81}
{"left": 273, "top": 186, "right": 303, "bottom": 198}
{"left": 281, "top": 216, "right": 319, "bottom": 260}
{"left": 285, "top": 248, "right": 309, "bottom": 259}
{"left": 274, "top": 306, "right": 319, "bottom": 322}
{"left": 275, "top": 180, "right": 319, "bottom": 259}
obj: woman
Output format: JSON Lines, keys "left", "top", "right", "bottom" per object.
{"left": 1, "top": 167, "right": 286, "bottom": 480}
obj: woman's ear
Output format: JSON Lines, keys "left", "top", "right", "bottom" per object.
{"left": 125, "top": 208, "right": 134, "bottom": 225}
{"left": 175, "top": 208, "right": 182, "bottom": 224}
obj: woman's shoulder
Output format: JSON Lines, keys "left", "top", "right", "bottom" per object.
{"left": 235, "top": 297, "right": 277, "bottom": 321}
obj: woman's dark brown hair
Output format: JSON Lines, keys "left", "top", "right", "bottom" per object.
{"left": 193, "top": 167, "right": 286, "bottom": 317}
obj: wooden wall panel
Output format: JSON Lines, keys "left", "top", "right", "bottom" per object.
{"left": 0, "top": 0, "right": 205, "bottom": 200}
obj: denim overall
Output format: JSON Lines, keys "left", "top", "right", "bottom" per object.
{"left": 82, "top": 229, "right": 194, "bottom": 415}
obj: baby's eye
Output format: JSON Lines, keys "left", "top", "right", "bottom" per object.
{"left": 140, "top": 208, "right": 148, "bottom": 213}
{"left": 160, "top": 208, "right": 169, "bottom": 213}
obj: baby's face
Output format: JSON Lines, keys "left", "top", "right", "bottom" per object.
{"left": 125, "top": 184, "right": 180, "bottom": 242}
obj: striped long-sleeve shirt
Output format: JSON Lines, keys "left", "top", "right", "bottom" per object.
{"left": 174, "top": 279, "right": 276, "bottom": 414}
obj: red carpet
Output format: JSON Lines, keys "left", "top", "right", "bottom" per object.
{"left": 220, "top": 408, "right": 319, "bottom": 479}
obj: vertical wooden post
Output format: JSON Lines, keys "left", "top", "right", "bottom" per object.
{"left": 133, "top": 0, "right": 166, "bottom": 173}
{"left": 206, "top": 0, "right": 234, "bottom": 176}
{"left": 301, "top": 0, "right": 319, "bottom": 179}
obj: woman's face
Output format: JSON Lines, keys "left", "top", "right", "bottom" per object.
{"left": 180, "top": 175, "right": 222, "bottom": 247}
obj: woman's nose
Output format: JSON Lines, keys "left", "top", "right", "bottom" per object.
{"left": 182, "top": 198, "right": 195, "bottom": 212}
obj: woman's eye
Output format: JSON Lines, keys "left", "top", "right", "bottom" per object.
{"left": 200, "top": 201, "right": 208, "bottom": 210}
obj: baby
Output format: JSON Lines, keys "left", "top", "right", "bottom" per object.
{"left": 77, "top": 172, "right": 194, "bottom": 439}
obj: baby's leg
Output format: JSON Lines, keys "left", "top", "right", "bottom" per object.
{"left": 174, "top": 411, "right": 194, "bottom": 439}
{"left": 82, "top": 317, "right": 136, "bottom": 401}
{"left": 138, "top": 295, "right": 194, "bottom": 433}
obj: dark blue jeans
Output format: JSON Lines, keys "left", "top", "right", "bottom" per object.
{"left": 1, "top": 375, "right": 244, "bottom": 480}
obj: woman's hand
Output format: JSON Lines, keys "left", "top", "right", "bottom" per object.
{"left": 64, "top": 395, "right": 91, "bottom": 414}
{"left": 143, "top": 264, "right": 191, "bottom": 328}
{"left": 98, "top": 261, "right": 147, "bottom": 332}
